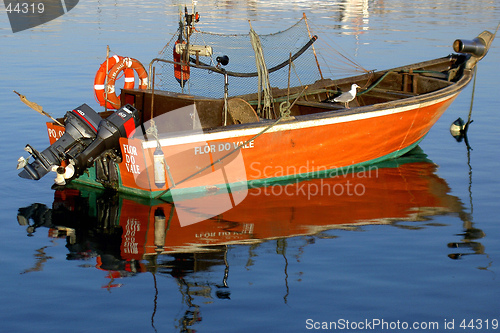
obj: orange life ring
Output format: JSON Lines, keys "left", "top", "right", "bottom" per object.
{"left": 174, "top": 40, "right": 190, "bottom": 86}
{"left": 94, "top": 55, "right": 135, "bottom": 109}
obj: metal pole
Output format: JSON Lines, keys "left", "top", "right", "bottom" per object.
{"left": 223, "top": 71, "right": 228, "bottom": 126}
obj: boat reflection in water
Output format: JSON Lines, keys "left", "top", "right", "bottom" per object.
{"left": 17, "top": 146, "right": 483, "bottom": 328}
{"left": 17, "top": 146, "right": 484, "bottom": 266}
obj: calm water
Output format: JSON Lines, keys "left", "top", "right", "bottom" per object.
{"left": 1, "top": 1, "right": 500, "bottom": 332}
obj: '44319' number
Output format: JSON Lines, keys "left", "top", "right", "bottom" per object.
{"left": 5, "top": 2, "right": 45, "bottom": 14}
{"left": 460, "top": 319, "right": 499, "bottom": 330}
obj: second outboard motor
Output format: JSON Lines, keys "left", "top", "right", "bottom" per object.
{"left": 72, "top": 104, "right": 140, "bottom": 175}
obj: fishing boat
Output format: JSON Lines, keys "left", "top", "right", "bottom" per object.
{"left": 16, "top": 12, "right": 497, "bottom": 204}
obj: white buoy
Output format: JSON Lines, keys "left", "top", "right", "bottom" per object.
{"left": 153, "top": 146, "right": 166, "bottom": 188}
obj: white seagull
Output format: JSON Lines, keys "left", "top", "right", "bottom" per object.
{"left": 333, "top": 84, "right": 360, "bottom": 108}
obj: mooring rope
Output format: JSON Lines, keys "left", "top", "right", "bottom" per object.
{"left": 466, "top": 65, "right": 478, "bottom": 126}
{"left": 250, "top": 25, "right": 274, "bottom": 119}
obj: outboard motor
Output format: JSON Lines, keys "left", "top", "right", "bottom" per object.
{"left": 18, "top": 104, "right": 101, "bottom": 181}
{"left": 18, "top": 104, "right": 140, "bottom": 184}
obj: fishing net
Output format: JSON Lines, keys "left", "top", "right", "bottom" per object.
{"left": 152, "top": 16, "right": 322, "bottom": 99}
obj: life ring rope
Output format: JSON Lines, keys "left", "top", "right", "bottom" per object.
{"left": 94, "top": 55, "right": 148, "bottom": 109}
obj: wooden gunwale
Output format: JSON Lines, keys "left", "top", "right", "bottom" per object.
{"left": 138, "top": 60, "right": 472, "bottom": 146}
